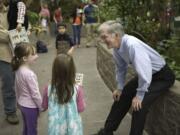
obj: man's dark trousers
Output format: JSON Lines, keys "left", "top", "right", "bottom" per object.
{"left": 104, "top": 64, "right": 175, "bottom": 135}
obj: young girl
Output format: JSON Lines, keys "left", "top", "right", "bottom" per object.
{"left": 11, "top": 43, "right": 43, "bottom": 135}
{"left": 42, "top": 54, "right": 84, "bottom": 135}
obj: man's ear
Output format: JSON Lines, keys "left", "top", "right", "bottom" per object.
{"left": 115, "top": 33, "right": 120, "bottom": 37}
{"left": 112, "top": 33, "right": 119, "bottom": 38}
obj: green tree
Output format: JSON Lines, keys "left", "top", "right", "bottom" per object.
{"left": 99, "top": 0, "right": 180, "bottom": 80}
{"left": 59, "top": 0, "right": 82, "bottom": 20}
{"left": 99, "top": 0, "right": 169, "bottom": 44}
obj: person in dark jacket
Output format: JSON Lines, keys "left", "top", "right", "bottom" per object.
{"left": 55, "top": 23, "right": 75, "bottom": 55}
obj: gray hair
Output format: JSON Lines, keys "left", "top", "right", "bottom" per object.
{"left": 98, "top": 20, "right": 124, "bottom": 37}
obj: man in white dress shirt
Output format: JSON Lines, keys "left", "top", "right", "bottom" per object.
{"left": 95, "top": 20, "right": 175, "bottom": 135}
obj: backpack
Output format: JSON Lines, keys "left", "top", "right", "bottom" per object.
{"left": 36, "top": 40, "right": 48, "bottom": 53}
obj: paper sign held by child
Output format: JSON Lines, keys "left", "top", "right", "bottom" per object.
{"left": 75, "top": 73, "right": 84, "bottom": 86}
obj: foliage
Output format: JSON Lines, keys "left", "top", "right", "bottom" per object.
{"left": 27, "top": 11, "right": 39, "bottom": 26}
{"left": 99, "top": 0, "right": 169, "bottom": 44}
{"left": 99, "top": 0, "right": 180, "bottom": 80}
{"left": 99, "top": 1, "right": 118, "bottom": 21}
{"left": 155, "top": 35, "right": 180, "bottom": 80}
{"left": 172, "top": 0, "right": 180, "bottom": 16}
{"left": 59, "top": 0, "right": 82, "bottom": 20}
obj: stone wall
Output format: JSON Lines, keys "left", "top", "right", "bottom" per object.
{"left": 96, "top": 42, "right": 180, "bottom": 135}
{"left": 96, "top": 43, "right": 134, "bottom": 91}
{"left": 96, "top": 44, "right": 117, "bottom": 92}
{"left": 145, "top": 84, "right": 180, "bottom": 135}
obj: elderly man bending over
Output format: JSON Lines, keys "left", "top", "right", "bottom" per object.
{"left": 94, "top": 20, "right": 175, "bottom": 135}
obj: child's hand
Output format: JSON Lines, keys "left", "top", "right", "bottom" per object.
{"left": 41, "top": 108, "right": 47, "bottom": 112}
{"left": 16, "top": 103, "right": 20, "bottom": 109}
{"left": 39, "top": 107, "right": 43, "bottom": 112}
{"left": 27, "top": 30, "right": 31, "bottom": 36}
{"left": 67, "top": 50, "right": 73, "bottom": 56}
{"left": 16, "top": 23, "right": 22, "bottom": 32}
{"left": 38, "top": 108, "right": 45, "bottom": 116}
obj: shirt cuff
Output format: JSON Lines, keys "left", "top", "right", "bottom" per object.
{"left": 136, "top": 91, "right": 145, "bottom": 101}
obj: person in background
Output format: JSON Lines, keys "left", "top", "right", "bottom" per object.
{"left": 94, "top": 20, "right": 175, "bottom": 135}
{"left": 7, "top": 0, "right": 30, "bottom": 31}
{"left": 83, "top": 0, "right": 99, "bottom": 47}
{"left": 11, "top": 43, "right": 43, "bottom": 135}
{"left": 0, "top": 0, "right": 19, "bottom": 124}
{"left": 55, "top": 23, "right": 74, "bottom": 55}
{"left": 72, "top": 6, "right": 83, "bottom": 47}
{"left": 53, "top": 6, "right": 63, "bottom": 25}
{"left": 53, "top": 6, "right": 63, "bottom": 34}
{"left": 39, "top": 3, "right": 50, "bottom": 29}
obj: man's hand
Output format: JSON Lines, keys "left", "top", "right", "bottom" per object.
{"left": 112, "top": 90, "right": 121, "bottom": 101}
{"left": 132, "top": 96, "right": 142, "bottom": 111}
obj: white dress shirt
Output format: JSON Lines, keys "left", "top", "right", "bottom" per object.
{"left": 113, "top": 34, "right": 166, "bottom": 100}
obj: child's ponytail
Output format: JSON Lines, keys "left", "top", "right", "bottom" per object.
{"left": 11, "top": 56, "right": 23, "bottom": 71}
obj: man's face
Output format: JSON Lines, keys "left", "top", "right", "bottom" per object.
{"left": 100, "top": 31, "right": 120, "bottom": 49}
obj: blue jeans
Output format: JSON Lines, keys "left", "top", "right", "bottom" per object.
{"left": 72, "top": 25, "right": 82, "bottom": 45}
{"left": 0, "top": 61, "right": 16, "bottom": 115}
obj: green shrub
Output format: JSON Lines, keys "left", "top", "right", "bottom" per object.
{"left": 27, "top": 11, "right": 39, "bottom": 26}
